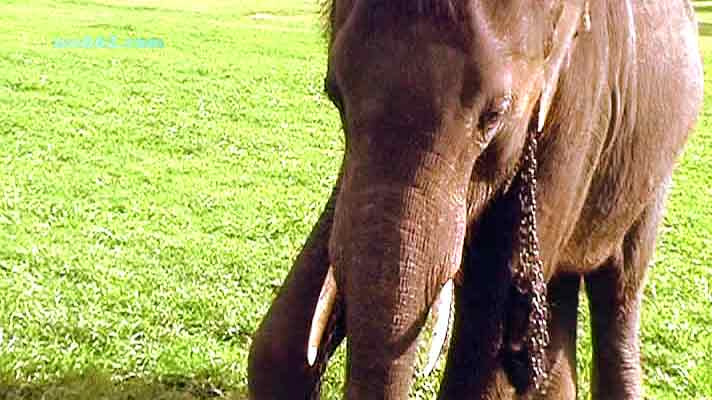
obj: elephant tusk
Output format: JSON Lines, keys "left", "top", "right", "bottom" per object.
{"left": 423, "top": 279, "right": 454, "bottom": 376}
{"left": 537, "top": 89, "right": 553, "bottom": 133}
{"left": 307, "top": 265, "right": 337, "bottom": 367}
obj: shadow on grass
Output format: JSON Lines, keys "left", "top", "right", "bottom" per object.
{"left": 0, "top": 374, "right": 247, "bottom": 400}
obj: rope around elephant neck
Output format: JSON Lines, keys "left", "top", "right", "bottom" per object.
{"left": 514, "top": 128, "right": 550, "bottom": 394}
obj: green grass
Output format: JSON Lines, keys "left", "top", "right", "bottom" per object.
{"left": 0, "top": 1, "right": 709, "bottom": 399}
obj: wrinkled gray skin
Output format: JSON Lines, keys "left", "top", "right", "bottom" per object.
{"left": 248, "top": 0, "right": 703, "bottom": 399}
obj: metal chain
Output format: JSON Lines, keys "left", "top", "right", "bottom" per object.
{"left": 513, "top": 129, "right": 550, "bottom": 394}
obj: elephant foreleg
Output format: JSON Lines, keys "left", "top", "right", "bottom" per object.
{"left": 533, "top": 273, "right": 580, "bottom": 400}
{"left": 584, "top": 201, "right": 661, "bottom": 400}
{"left": 248, "top": 189, "right": 344, "bottom": 400}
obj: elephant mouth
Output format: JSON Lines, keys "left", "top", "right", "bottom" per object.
{"left": 306, "top": 264, "right": 457, "bottom": 376}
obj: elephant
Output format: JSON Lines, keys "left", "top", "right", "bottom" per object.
{"left": 248, "top": 0, "right": 704, "bottom": 399}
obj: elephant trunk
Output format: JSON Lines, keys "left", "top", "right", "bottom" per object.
{"left": 328, "top": 179, "right": 467, "bottom": 399}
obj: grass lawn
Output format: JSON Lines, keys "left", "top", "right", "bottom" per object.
{"left": 0, "top": 1, "right": 710, "bottom": 399}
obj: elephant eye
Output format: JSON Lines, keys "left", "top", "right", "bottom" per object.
{"left": 479, "top": 95, "right": 513, "bottom": 133}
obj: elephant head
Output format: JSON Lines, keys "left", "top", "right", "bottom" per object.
{"left": 308, "top": 0, "right": 590, "bottom": 397}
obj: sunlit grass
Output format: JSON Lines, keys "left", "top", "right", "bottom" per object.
{"left": 0, "top": 1, "right": 709, "bottom": 399}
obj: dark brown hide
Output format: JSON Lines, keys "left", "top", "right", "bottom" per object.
{"left": 248, "top": 0, "right": 703, "bottom": 399}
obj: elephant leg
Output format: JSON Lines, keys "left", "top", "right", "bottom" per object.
{"left": 584, "top": 202, "right": 661, "bottom": 400}
{"left": 436, "top": 265, "right": 515, "bottom": 400}
{"left": 533, "top": 273, "right": 581, "bottom": 400}
{"left": 248, "top": 190, "right": 345, "bottom": 400}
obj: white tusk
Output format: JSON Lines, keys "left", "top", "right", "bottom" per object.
{"left": 307, "top": 265, "right": 337, "bottom": 366}
{"left": 537, "top": 90, "right": 552, "bottom": 133}
{"left": 423, "top": 279, "right": 454, "bottom": 376}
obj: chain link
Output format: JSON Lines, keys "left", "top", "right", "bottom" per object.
{"left": 513, "top": 129, "right": 550, "bottom": 394}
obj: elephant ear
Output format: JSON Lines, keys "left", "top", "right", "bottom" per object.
{"left": 538, "top": 0, "right": 588, "bottom": 132}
